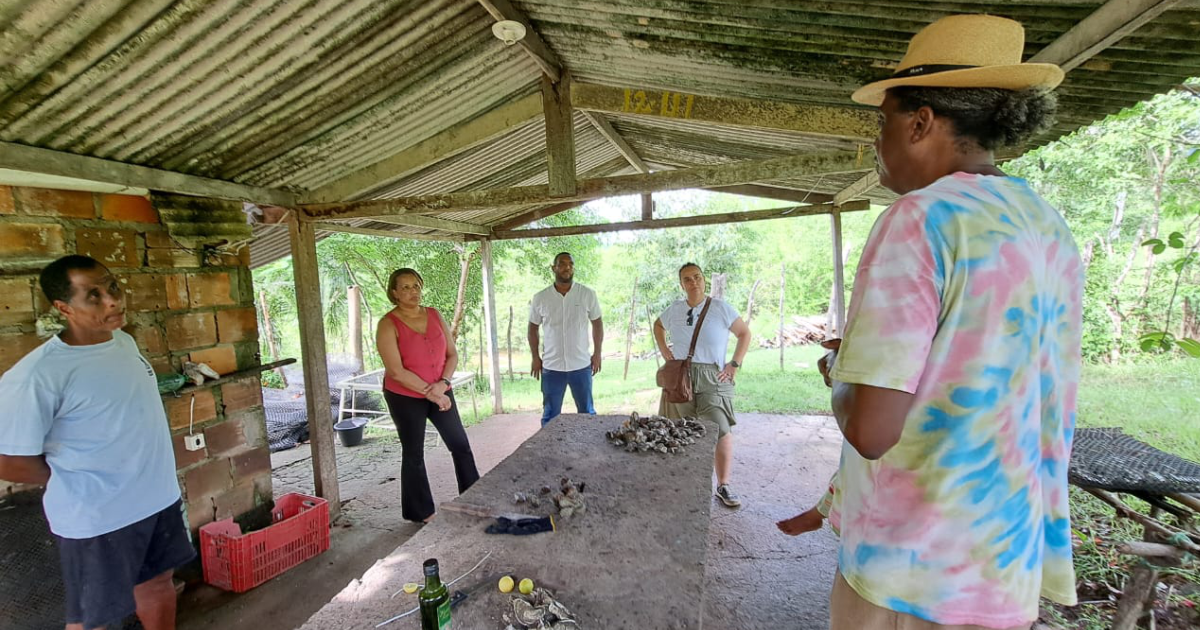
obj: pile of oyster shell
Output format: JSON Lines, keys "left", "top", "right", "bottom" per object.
{"left": 605, "top": 411, "right": 706, "bottom": 454}
{"left": 503, "top": 588, "right": 578, "bottom": 629}
{"left": 513, "top": 478, "right": 586, "bottom": 519}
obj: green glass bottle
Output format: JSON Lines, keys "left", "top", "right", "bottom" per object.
{"left": 418, "top": 558, "right": 451, "bottom": 630}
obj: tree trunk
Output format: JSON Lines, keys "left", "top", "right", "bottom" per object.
{"left": 449, "top": 245, "right": 477, "bottom": 341}
{"left": 710, "top": 273, "right": 727, "bottom": 300}
{"left": 1136, "top": 146, "right": 1172, "bottom": 330}
{"left": 744, "top": 279, "right": 763, "bottom": 328}
{"left": 624, "top": 275, "right": 639, "bottom": 380}
{"left": 343, "top": 263, "right": 373, "bottom": 359}
{"left": 507, "top": 305, "right": 513, "bottom": 378}
{"left": 1183, "top": 297, "right": 1198, "bottom": 340}
{"left": 1103, "top": 190, "right": 1127, "bottom": 258}
{"left": 258, "top": 289, "right": 288, "bottom": 387}
{"left": 347, "top": 285, "right": 363, "bottom": 372}
{"left": 1107, "top": 220, "right": 1148, "bottom": 362}
{"left": 779, "top": 263, "right": 786, "bottom": 371}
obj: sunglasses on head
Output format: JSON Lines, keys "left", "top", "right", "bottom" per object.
{"left": 687, "top": 308, "right": 694, "bottom": 326}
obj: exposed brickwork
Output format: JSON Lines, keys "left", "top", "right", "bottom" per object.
{"left": 0, "top": 276, "right": 35, "bottom": 326}
{"left": 164, "top": 273, "right": 189, "bottom": 310}
{"left": 126, "top": 320, "right": 166, "bottom": 355}
{"left": 172, "top": 433, "right": 208, "bottom": 469}
{"left": 0, "top": 186, "right": 14, "bottom": 214}
{"left": 184, "top": 457, "right": 232, "bottom": 502}
{"left": 121, "top": 273, "right": 168, "bottom": 311}
{"left": 187, "top": 272, "right": 234, "bottom": 307}
{"left": 99, "top": 195, "right": 157, "bottom": 223}
{"left": 221, "top": 378, "right": 263, "bottom": 413}
{"left": 77, "top": 228, "right": 138, "bottom": 268}
{"left": 165, "top": 390, "right": 217, "bottom": 431}
{"left": 203, "top": 417, "right": 245, "bottom": 456}
{"left": 164, "top": 311, "right": 217, "bottom": 351}
{"left": 147, "top": 247, "right": 200, "bottom": 268}
{"left": 189, "top": 345, "right": 238, "bottom": 375}
{"left": 1, "top": 185, "right": 273, "bottom": 531}
{"left": 232, "top": 447, "right": 271, "bottom": 482}
{"left": 216, "top": 307, "right": 257, "bottom": 344}
{"left": 14, "top": 188, "right": 95, "bottom": 219}
{"left": 0, "top": 223, "right": 65, "bottom": 261}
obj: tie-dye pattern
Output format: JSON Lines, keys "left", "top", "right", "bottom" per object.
{"left": 827, "top": 173, "right": 1082, "bottom": 628}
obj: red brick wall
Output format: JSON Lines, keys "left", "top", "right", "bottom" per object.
{"left": 0, "top": 185, "right": 273, "bottom": 533}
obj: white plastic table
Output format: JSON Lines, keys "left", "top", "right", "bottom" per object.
{"left": 333, "top": 369, "right": 479, "bottom": 446}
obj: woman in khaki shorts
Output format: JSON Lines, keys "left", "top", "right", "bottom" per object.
{"left": 653, "top": 262, "right": 752, "bottom": 508}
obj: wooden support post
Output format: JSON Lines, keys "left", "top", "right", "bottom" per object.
{"left": 830, "top": 211, "right": 846, "bottom": 336}
{"left": 507, "top": 305, "right": 514, "bottom": 378}
{"left": 287, "top": 218, "right": 341, "bottom": 517}
{"left": 543, "top": 72, "right": 576, "bottom": 196}
{"left": 641, "top": 194, "right": 653, "bottom": 220}
{"left": 480, "top": 240, "right": 503, "bottom": 414}
{"left": 779, "top": 263, "right": 786, "bottom": 371}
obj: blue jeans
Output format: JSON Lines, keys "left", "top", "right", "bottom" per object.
{"left": 540, "top": 366, "right": 596, "bottom": 426}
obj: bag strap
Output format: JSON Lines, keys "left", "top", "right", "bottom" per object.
{"left": 685, "top": 298, "right": 713, "bottom": 360}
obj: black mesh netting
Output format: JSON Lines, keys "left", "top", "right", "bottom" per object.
{"left": 264, "top": 357, "right": 383, "bottom": 452}
{"left": 1069, "top": 427, "right": 1200, "bottom": 494}
{"left": 0, "top": 491, "right": 143, "bottom": 629}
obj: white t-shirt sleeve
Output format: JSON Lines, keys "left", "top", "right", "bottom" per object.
{"left": 717, "top": 299, "right": 739, "bottom": 330}
{"left": 587, "top": 288, "right": 602, "bottom": 321}
{"left": 0, "top": 367, "right": 55, "bottom": 456}
{"left": 528, "top": 297, "right": 543, "bottom": 326}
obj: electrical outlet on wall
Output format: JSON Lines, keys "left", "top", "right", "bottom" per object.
{"left": 184, "top": 434, "right": 205, "bottom": 451}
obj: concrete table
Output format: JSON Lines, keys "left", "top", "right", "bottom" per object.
{"left": 298, "top": 413, "right": 717, "bottom": 630}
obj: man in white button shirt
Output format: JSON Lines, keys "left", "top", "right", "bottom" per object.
{"left": 527, "top": 252, "right": 604, "bottom": 426}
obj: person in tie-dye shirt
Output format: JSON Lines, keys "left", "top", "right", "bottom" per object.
{"left": 815, "top": 15, "right": 1083, "bottom": 630}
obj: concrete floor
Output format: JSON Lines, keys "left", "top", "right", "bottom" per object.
{"left": 175, "top": 411, "right": 842, "bottom": 630}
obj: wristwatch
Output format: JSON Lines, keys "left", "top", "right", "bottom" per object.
{"left": 729, "top": 359, "right": 741, "bottom": 368}
{"left": 440, "top": 377, "right": 452, "bottom": 386}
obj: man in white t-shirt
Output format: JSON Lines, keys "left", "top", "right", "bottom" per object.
{"left": 0, "top": 255, "right": 193, "bottom": 630}
{"left": 527, "top": 252, "right": 604, "bottom": 426}
{"left": 654, "top": 262, "right": 752, "bottom": 508}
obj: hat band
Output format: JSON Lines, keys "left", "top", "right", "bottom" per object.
{"left": 891, "top": 64, "right": 978, "bottom": 79}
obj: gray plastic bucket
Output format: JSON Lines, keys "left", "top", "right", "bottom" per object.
{"left": 334, "top": 417, "right": 368, "bottom": 447}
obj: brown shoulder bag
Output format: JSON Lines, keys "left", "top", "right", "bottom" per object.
{"left": 656, "top": 298, "right": 712, "bottom": 404}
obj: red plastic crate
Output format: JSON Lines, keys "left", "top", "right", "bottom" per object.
{"left": 200, "top": 493, "right": 330, "bottom": 593}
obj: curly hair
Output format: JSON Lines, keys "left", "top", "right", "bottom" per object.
{"left": 889, "top": 86, "right": 1057, "bottom": 151}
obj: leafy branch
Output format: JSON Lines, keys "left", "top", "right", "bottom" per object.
{"left": 1139, "top": 226, "right": 1200, "bottom": 358}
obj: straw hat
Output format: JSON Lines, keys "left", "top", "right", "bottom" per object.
{"left": 851, "top": 15, "right": 1064, "bottom": 106}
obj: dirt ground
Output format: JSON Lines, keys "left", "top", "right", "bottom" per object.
{"left": 176, "top": 411, "right": 843, "bottom": 630}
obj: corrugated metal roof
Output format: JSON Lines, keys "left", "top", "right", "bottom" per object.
{"left": 0, "top": 0, "right": 1197, "bottom": 268}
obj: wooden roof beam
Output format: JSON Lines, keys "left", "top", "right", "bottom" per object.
{"left": 478, "top": 0, "right": 563, "bottom": 82}
{"left": 301, "top": 151, "right": 866, "bottom": 220}
{"left": 1030, "top": 0, "right": 1182, "bottom": 72}
{"left": 833, "top": 172, "right": 880, "bottom": 206}
{"left": 582, "top": 111, "right": 650, "bottom": 174}
{"left": 302, "top": 94, "right": 542, "bottom": 204}
{"left": 710, "top": 184, "right": 834, "bottom": 205}
{"left": 573, "top": 83, "right": 876, "bottom": 140}
{"left": 317, "top": 223, "right": 465, "bottom": 242}
{"left": 492, "top": 200, "right": 870, "bottom": 240}
{"left": 367, "top": 214, "right": 491, "bottom": 236}
{"left": 0, "top": 141, "right": 295, "bottom": 206}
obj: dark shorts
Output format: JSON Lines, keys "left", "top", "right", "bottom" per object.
{"left": 55, "top": 499, "right": 196, "bottom": 629}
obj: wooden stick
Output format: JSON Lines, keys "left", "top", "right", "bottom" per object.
{"left": 1115, "top": 541, "right": 1188, "bottom": 560}
{"left": 1083, "top": 488, "right": 1199, "bottom": 551}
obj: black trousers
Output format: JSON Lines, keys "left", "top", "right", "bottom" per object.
{"left": 383, "top": 390, "right": 480, "bottom": 522}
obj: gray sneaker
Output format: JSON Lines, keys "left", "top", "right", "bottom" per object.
{"left": 715, "top": 484, "right": 741, "bottom": 508}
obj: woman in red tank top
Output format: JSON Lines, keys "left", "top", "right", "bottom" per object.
{"left": 375, "top": 268, "right": 479, "bottom": 523}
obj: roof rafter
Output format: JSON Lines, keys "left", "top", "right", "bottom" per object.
{"left": 0, "top": 141, "right": 295, "bottom": 206}
{"left": 833, "top": 172, "right": 880, "bottom": 206}
{"left": 367, "top": 213, "right": 491, "bottom": 236}
{"left": 492, "top": 200, "right": 870, "bottom": 240}
{"left": 1029, "top": 0, "right": 1183, "bottom": 72}
{"left": 477, "top": 0, "right": 563, "bottom": 81}
{"left": 302, "top": 151, "right": 866, "bottom": 220}
{"left": 573, "top": 83, "right": 876, "bottom": 140}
